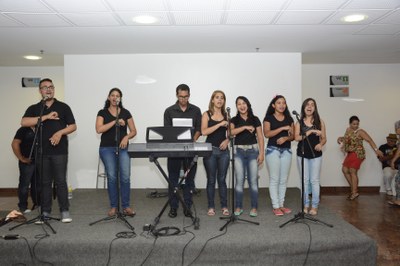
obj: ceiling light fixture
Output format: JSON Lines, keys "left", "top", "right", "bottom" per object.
{"left": 133, "top": 15, "right": 158, "bottom": 24}
{"left": 24, "top": 55, "right": 42, "bottom": 60}
{"left": 342, "top": 14, "right": 367, "bottom": 23}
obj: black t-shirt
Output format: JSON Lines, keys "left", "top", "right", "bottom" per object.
{"left": 263, "top": 114, "right": 293, "bottom": 149}
{"left": 379, "top": 143, "right": 398, "bottom": 169}
{"left": 296, "top": 123, "right": 322, "bottom": 159}
{"left": 14, "top": 127, "right": 35, "bottom": 159}
{"left": 231, "top": 115, "right": 261, "bottom": 145}
{"left": 163, "top": 102, "right": 202, "bottom": 139}
{"left": 23, "top": 99, "right": 75, "bottom": 155}
{"left": 205, "top": 112, "right": 228, "bottom": 148}
{"left": 97, "top": 108, "right": 132, "bottom": 147}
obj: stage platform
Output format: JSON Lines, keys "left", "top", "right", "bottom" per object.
{"left": 0, "top": 188, "right": 376, "bottom": 266}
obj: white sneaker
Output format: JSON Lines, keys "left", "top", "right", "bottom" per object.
{"left": 387, "top": 191, "right": 393, "bottom": 196}
{"left": 23, "top": 209, "right": 31, "bottom": 214}
{"left": 61, "top": 211, "right": 72, "bottom": 223}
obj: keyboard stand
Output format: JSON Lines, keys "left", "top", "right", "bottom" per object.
{"left": 147, "top": 156, "right": 198, "bottom": 230}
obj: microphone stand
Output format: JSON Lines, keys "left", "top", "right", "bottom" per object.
{"left": 89, "top": 103, "right": 134, "bottom": 231}
{"left": 220, "top": 109, "right": 259, "bottom": 231}
{"left": 10, "top": 99, "right": 60, "bottom": 234}
{"left": 280, "top": 113, "right": 332, "bottom": 228}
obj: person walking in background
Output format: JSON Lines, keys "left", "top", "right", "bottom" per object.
{"left": 294, "top": 98, "right": 326, "bottom": 216}
{"left": 230, "top": 96, "right": 264, "bottom": 217}
{"left": 202, "top": 90, "right": 230, "bottom": 216}
{"left": 11, "top": 126, "right": 41, "bottom": 213}
{"left": 337, "top": 116, "right": 383, "bottom": 200}
{"left": 21, "top": 78, "right": 76, "bottom": 223}
{"left": 263, "top": 95, "right": 294, "bottom": 216}
{"left": 96, "top": 88, "right": 137, "bottom": 217}
{"left": 164, "top": 84, "right": 202, "bottom": 218}
{"left": 378, "top": 133, "right": 398, "bottom": 196}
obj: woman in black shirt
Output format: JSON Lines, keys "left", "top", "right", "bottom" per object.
{"left": 231, "top": 96, "right": 264, "bottom": 217}
{"left": 201, "top": 90, "right": 230, "bottom": 216}
{"left": 96, "top": 88, "right": 137, "bottom": 217}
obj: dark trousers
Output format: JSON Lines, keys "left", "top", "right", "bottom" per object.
{"left": 167, "top": 157, "right": 197, "bottom": 209}
{"left": 17, "top": 161, "right": 40, "bottom": 211}
{"left": 40, "top": 154, "right": 69, "bottom": 213}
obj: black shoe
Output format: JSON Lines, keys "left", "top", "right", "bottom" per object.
{"left": 183, "top": 208, "right": 192, "bottom": 217}
{"left": 168, "top": 208, "right": 177, "bottom": 218}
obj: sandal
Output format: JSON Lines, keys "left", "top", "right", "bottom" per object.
{"left": 388, "top": 201, "right": 400, "bottom": 207}
{"left": 309, "top": 208, "right": 318, "bottom": 216}
{"left": 249, "top": 209, "right": 258, "bottom": 217}
{"left": 222, "top": 208, "right": 230, "bottom": 216}
{"left": 123, "top": 207, "right": 136, "bottom": 217}
{"left": 234, "top": 208, "right": 243, "bottom": 216}
{"left": 108, "top": 208, "right": 117, "bottom": 217}
{"left": 348, "top": 193, "right": 359, "bottom": 200}
{"left": 207, "top": 208, "right": 216, "bottom": 216}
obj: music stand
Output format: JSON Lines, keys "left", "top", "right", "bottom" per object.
{"left": 10, "top": 99, "right": 60, "bottom": 234}
{"left": 144, "top": 126, "right": 200, "bottom": 231}
{"left": 280, "top": 114, "right": 332, "bottom": 228}
{"left": 89, "top": 105, "right": 134, "bottom": 231}
{"left": 219, "top": 112, "right": 259, "bottom": 231}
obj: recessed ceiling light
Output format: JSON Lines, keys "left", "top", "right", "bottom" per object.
{"left": 132, "top": 15, "right": 158, "bottom": 24}
{"left": 342, "top": 14, "right": 367, "bottom": 23}
{"left": 24, "top": 55, "right": 42, "bottom": 60}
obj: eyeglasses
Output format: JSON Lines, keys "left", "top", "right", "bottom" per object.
{"left": 40, "top": 85, "right": 55, "bottom": 91}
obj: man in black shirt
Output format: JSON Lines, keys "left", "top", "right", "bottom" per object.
{"left": 21, "top": 78, "right": 77, "bottom": 223}
{"left": 378, "top": 133, "right": 398, "bottom": 196}
{"left": 11, "top": 127, "right": 40, "bottom": 213}
{"left": 163, "top": 84, "right": 201, "bottom": 218}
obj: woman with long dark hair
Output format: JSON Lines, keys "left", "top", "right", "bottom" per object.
{"left": 263, "top": 95, "right": 294, "bottom": 216}
{"left": 96, "top": 88, "right": 137, "bottom": 216}
{"left": 231, "top": 96, "right": 264, "bottom": 217}
{"left": 294, "top": 98, "right": 326, "bottom": 215}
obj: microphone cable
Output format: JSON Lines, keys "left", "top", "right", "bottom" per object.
{"left": 106, "top": 231, "right": 137, "bottom": 266}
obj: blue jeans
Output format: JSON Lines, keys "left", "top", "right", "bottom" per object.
{"left": 18, "top": 161, "right": 40, "bottom": 211}
{"left": 100, "top": 147, "right": 131, "bottom": 209}
{"left": 265, "top": 146, "right": 292, "bottom": 209}
{"left": 297, "top": 156, "right": 322, "bottom": 208}
{"left": 167, "top": 157, "right": 197, "bottom": 209}
{"left": 41, "top": 154, "right": 69, "bottom": 213}
{"left": 234, "top": 144, "right": 259, "bottom": 209}
{"left": 203, "top": 147, "right": 230, "bottom": 209}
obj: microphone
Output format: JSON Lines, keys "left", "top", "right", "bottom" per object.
{"left": 42, "top": 95, "right": 50, "bottom": 102}
{"left": 116, "top": 97, "right": 120, "bottom": 105}
{"left": 226, "top": 107, "right": 231, "bottom": 119}
{"left": 292, "top": 110, "right": 301, "bottom": 122}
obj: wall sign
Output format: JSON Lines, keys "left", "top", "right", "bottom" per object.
{"left": 21, "top": 77, "right": 40, "bottom": 87}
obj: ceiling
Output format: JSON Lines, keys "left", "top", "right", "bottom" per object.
{"left": 1, "top": 0, "right": 400, "bottom": 66}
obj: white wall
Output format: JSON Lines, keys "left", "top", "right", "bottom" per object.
{"left": 2, "top": 60, "right": 396, "bottom": 191}
{"left": 0, "top": 67, "right": 64, "bottom": 187}
{"left": 64, "top": 53, "right": 302, "bottom": 189}
{"left": 303, "top": 64, "right": 400, "bottom": 190}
